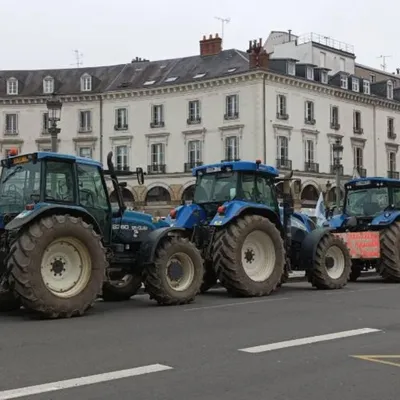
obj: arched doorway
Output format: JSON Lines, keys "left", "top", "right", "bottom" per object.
{"left": 181, "top": 185, "right": 195, "bottom": 204}
{"left": 327, "top": 187, "right": 344, "bottom": 206}
{"left": 301, "top": 184, "right": 319, "bottom": 208}
{"left": 145, "top": 186, "right": 171, "bottom": 205}
{"left": 110, "top": 188, "right": 135, "bottom": 208}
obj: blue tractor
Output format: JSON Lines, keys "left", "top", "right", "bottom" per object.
{"left": 0, "top": 150, "right": 204, "bottom": 318}
{"left": 167, "top": 160, "right": 351, "bottom": 296}
{"left": 326, "top": 176, "right": 400, "bottom": 282}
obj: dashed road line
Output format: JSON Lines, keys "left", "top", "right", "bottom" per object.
{"left": 0, "top": 364, "right": 173, "bottom": 400}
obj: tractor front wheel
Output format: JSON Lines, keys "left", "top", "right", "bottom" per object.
{"left": 8, "top": 215, "right": 107, "bottom": 319}
{"left": 380, "top": 221, "right": 400, "bottom": 282}
{"left": 101, "top": 274, "right": 142, "bottom": 301}
{"left": 143, "top": 237, "right": 204, "bottom": 305}
{"left": 213, "top": 215, "right": 285, "bottom": 297}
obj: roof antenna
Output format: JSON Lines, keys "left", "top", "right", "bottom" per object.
{"left": 72, "top": 50, "right": 84, "bottom": 68}
{"left": 214, "top": 16, "right": 230, "bottom": 44}
{"left": 377, "top": 55, "right": 391, "bottom": 72}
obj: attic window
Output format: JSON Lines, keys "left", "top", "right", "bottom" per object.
{"left": 306, "top": 67, "right": 314, "bottom": 80}
{"left": 80, "top": 74, "right": 92, "bottom": 91}
{"left": 135, "top": 68, "right": 143, "bottom": 72}
{"left": 193, "top": 73, "right": 206, "bottom": 79}
{"left": 160, "top": 65, "right": 166, "bottom": 69}
{"left": 352, "top": 78, "right": 359, "bottom": 92}
{"left": 43, "top": 76, "right": 54, "bottom": 94}
{"left": 287, "top": 62, "right": 295, "bottom": 76}
{"left": 227, "top": 68, "right": 237, "bottom": 73}
{"left": 340, "top": 75, "right": 348, "bottom": 90}
{"left": 7, "top": 78, "right": 18, "bottom": 95}
{"left": 387, "top": 81, "right": 394, "bottom": 100}
{"left": 143, "top": 80, "right": 156, "bottom": 86}
{"left": 165, "top": 77, "right": 178, "bottom": 83}
{"left": 320, "top": 71, "right": 328, "bottom": 84}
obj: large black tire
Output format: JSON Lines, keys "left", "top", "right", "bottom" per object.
{"left": 7, "top": 215, "right": 107, "bottom": 319}
{"left": 0, "top": 289, "right": 21, "bottom": 312}
{"left": 143, "top": 237, "right": 204, "bottom": 305}
{"left": 101, "top": 274, "right": 142, "bottom": 301}
{"left": 380, "top": 221, "right": 400, "bottom": 282}
{"left": 199, "top": 262, "right": 218, "bottom": 293}
{"left": 308, "top": 233, "right": 351, "bottom": 289}
{"left": 213, "top": 215, "right": 285, "bottom": 297}
{"left": 349, "top": 263, "right": 362, "bottom": 282}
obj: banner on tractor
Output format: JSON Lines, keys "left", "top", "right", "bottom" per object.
{"left": 333, "top": 232, "right": 380, "bottom": 259}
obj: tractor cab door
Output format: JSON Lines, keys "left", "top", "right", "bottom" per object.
{"left": 75, "top": 163, "right": 112, "bottom": 244}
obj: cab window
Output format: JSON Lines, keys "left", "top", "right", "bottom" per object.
{"left": 45, "top": 161, "right": 74, "bottom": 202}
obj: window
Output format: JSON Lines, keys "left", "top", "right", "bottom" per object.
{"left": 188, "top": 140, "right": 202, "bottom": 164}
{"left": 353, "top": 111, "right": 362, "bottom": 132}
{"left": 81, "top": 74, "right": 92, "bottom": 91}
{"left": 388, "top": 117, "right": 395, "bottom": 138}
{"left": 277, "top": 94, "right": 287, "bottom": 117}
{"left": 330, "top": 106, "right": 339, "bottom": 127}
{"left": 388, "top": 151, "right": 396, "bottom": 172}
{"left": 225, "top": 95, "right": 239, "bottom": 119}
{"left": 306, "top": 67, "right": 314, "bottom": 80}
{"left": 276, "top": 136, "right": 289, "bottom": 161}
{"left": 320, "top": 52, "right": 326, "bottom": 68}
{"left": 363, "top": 80, "right": 370, "bottom": 95}
{"left": 151, "top": 105, "right": 164, "bottom": 127}
{"left": 5, "top": 114, "right": 18, "bottom": 134}
{"left": 45, "top": 161, "right": 74, "bottom": 202}
{"left": 42, "top": 113, "right": 50, "bottom": 134}
{"left": 352, "top": 78, "right": 359, "bottom": 92}
{"left": 240, "top": 173, "right": 277, "bottom": 209}
{"left": 304, "top": 140, "right": 314, "bottom": 163}
{"left": 339, "top": 57, "right": 345, "bottom": 71}
{"left": 115, "top": 108, "right": 128, "bottom": 130}
{"left": 340, "top": 75, "right": 348, "bottom": 89}
{"left": 7, "top": 78, "right": 18, "bottom": 95}
{"left": 79, "top": 147, "right": 92, "bottom": 158}
{"left": 150, "top": 143, "right": 165, "bottom": 173}
{"left": 193, "top": 73, "right": 206, "bottom": 79}
{"left": 143, "top": 80, "right": 156, "bottom": 86}
{"left": 227, "top": 68, "right": 236, "bottom": 73}
{"left": 188, "top": 100, "right": 201, "bottom": 123}
{"left": 79, "top": 110, "right": 92, "bottom": 132}
{"left": 321, "top": 71, "right": 328, "bottom": 84}
{"left": 115, "top": 145, "right": 128, "bottom": 170}
{"left": 43, "top": 77, "right": 54, "bottom": 94}
{"left": 304, "top": 100, "right": 314, "bottom": 123}
{"left": 387, "top": 81, "right": 394, "bottom": 100}
{"left": 77, "top": 164, "right": 109, "bottom": 209}
{"left": 165, "top": 76, "right": 178, "bottom": 83}
{"left": 353, "top": 147, "right": 363, "bottom": 168}
{"left": 224, "top": 136, "right": 239, "bottom": 161}
{"left": 287, "top": 61, "right": 295, "bottom": 76}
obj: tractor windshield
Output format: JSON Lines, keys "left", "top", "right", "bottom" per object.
{"left": 0, "top": 161, "right": 41, "bottom": 214}
{"left": 345, "top": 187, "right": 389, "bottom": 217}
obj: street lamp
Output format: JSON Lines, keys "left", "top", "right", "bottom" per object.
{"left": 332, "top": 138, "right": 344, "bottom": 209}
{"left": 46, "top": 94, "right": 62, "bottom": 152}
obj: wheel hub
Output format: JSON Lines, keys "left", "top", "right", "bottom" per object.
{"left": 167, "top": 259, "right": 184, "bottom": 282}
{"left": 50, "top": 258, "right": 66, "bottom": 276}
{"left": 244, "top": 248, "right": 255, "bottom": 263}
{"left": 325, "top": 257, "right": 334, "bottom": 269}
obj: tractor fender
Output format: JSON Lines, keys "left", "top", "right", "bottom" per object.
{"left": 297, "top": 227, "right": 334, "bottom": 271}
{"left": 140, "top": 226, "right": 187, "bottom": 264}
{"left": 370, "top": 210, "right": 400, "bottom": 227}
{"left": 5, "top": 204, "right": 102, "bottom": 234}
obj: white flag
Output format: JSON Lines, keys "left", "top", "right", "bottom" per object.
{"left": 315, "top": 192, "right": 327, "bottom": 226}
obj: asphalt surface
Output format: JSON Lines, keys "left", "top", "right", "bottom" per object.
{"left": 1, "top": 274, "right": 400, "bottom": 400}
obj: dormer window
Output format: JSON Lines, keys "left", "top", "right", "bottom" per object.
{"left": 287, "top": 61, "right": 295, "bottom": 76}
{"left": 387, "top": 81, "right": 394, "bottom": 100}
{"left": 80, "top": 74, "right": 92, "bottom": 91}
{"left": 320, "top": 71, "right": 328, "bottom": 84}
{"left": 43, "top": 76, "right": 54, "bottom": 94}
{"left": 363, "top": 80, "right": 370, "bottom": 95}
{"left": 340, "top": 75, "right": 348, "bottom": 89}
{"left": 306, "top": 67, "right": 314, "bottom": 80}
{"left": 352, "top": 78, "right": 359, "bottom": 92}
{"left": 7, "top": 78, "right": 18, "bottom": 95}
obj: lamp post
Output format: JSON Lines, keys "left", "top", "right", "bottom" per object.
{"left": 46, "top": 94, "right": 62, "bottom": 152}
{"left": 332, "top": 138, "right": 344, "bottom": 209}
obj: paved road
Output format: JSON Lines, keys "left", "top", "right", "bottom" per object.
{"left": 1, "top": 275, "right": 400, "bottom": 400}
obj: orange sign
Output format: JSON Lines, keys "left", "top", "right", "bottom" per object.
{"left": 334, "top": 231, "right": 380, "bottom": 259}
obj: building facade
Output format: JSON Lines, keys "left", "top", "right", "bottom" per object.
{"left": 1, "top": 33, "right": 400, "bottom": 215}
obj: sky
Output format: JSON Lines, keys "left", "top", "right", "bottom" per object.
{"left": 1, "top": 0, "right": 398, "bottom": 73}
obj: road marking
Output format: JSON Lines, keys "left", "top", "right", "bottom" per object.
{"left": 0, "top": 364, "right": 173, "bottom": 400}
{"left": 184, "top": 297, "right": 290, "bottom": 311}
{"left": 352, "top": 355, "right": 400, "bottom": 368}
{"left": 239, "top": 328, "right": 382, "bottom": 354}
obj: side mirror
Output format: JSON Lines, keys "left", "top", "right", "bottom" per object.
{"left": 136, "top": 167, "right": 144, "bottom": 185}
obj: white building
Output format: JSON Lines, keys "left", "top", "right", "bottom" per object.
{"left": 1, "top": 33, "right": 400, "bottom": 215}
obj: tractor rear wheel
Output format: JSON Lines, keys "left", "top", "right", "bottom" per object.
{"left": 101, "top": 273, "right": 142, "bottom": 301}
{"left": 380, "top": 221, "right": 400, "bottom": 282}
{"left": 143, "top": 237, "right": 204, "bottom": 305}
{"left": 213, "top": 215, "right": 285, "bottom": 297}
{"left": 0, "top": 288, "right": 21, "bottom": 312}
{"left": 8, "top": 215, "right": 107, "bottom": 319}
{"left": 308, "top": 233, "right": 351, "bottom": 289}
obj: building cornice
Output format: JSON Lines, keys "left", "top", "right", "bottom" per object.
{"left": 1, "top": 69, "right": 400, "bottom": 111}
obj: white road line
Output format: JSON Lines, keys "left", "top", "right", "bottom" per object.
{"left": 184, "top": 297, "right": 290, "bottom": 311}
{"left": 0, "top": 364, "right": 173, "bottom": 400}
{"left": 239, "top": 328, "right": 382, "bottom": 354}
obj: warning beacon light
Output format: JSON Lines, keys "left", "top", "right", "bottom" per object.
{"left": 7, "top": 148, "right": 18, "bottom": 157}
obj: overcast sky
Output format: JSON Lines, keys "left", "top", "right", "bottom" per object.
{"left": 1, "top": 0, "right": 398, "bottom": 73}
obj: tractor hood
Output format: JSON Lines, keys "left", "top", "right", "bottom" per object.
{"left": 116, "top": 208, "right": 170, "bottom": 230}
{"left": 166, "top": 204, "right": 207, "bottom": 229}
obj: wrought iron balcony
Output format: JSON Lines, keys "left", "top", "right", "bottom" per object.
{"left": 147, "top": 164, "right": 166, "bottom": 174}
{"left": 304, "top": 162, "right": 319, "bottom": 173}
{"left": 387, "top": 170, "right": 399, "bottom": 179}
{"left": 276, "top": 158, "right": 292, "bottom": 170}
{"left": 184, "top": 162, "right": 203, "bottom": 172}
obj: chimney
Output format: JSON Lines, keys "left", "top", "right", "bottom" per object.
{"left": 246, "top": 38, "right": 269, "bottom": 70}
{"left": 200, "top": 34, "right": 223, "bottom": 56}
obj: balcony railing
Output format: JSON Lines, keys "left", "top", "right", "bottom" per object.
{"left": 187, "top": 117, "right": 201, "bottom": 125}
{"left": 357, "top": 167, "right": 367, "bottom": 177}
{"left": 330, "top": 165, "right": 344, "bottom": 175}
{"left": 184, "top": 162, "right": 203, "bottom": 172}
{"left": 147, "top": 164, "right": 166, "bottom": 174}
{"left": 276, "top": 158, "right": 292, "bottom": 170}
{"left": 387, "top": 171, "right": 399, "bottom": 179}
{"left": 224, "top": 112, "right": 239, "bottom": 120}
{"left": 150, "top": 121, "right": 165, "bottom": 128}
{"left": 304, "top": 162, "right": 319, "bottom": 173}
